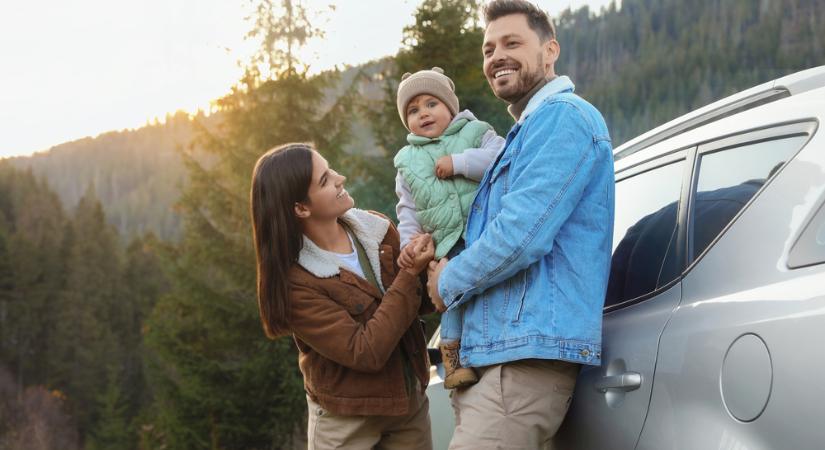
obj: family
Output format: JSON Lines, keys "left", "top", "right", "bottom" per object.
{"left": 249, "top": 1, "right": 615, "bottom": 449}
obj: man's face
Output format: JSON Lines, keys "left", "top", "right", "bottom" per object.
{"left": 482, "top": 13, "right": 558, "bottom": 103}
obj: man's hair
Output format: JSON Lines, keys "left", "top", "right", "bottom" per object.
{"left": 483, "top": 0, "right": 556, "bottom": 42}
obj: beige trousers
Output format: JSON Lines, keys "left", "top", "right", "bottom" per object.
{"left": 306, "top": 383, "right": 433, "bottom": 450}
{"left": 448, "top": 358, "right": 580, "bottom": 450}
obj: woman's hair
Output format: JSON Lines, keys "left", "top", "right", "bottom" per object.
{"left": 250, "top": 143, "right": 314, "bottom": 338}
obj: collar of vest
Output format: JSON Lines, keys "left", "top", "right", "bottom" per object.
{"left": 406, "top": 117, "right": 470, "bottom": 146}
{"left": 297, "top": 208, "right": 389, "bottom": 283}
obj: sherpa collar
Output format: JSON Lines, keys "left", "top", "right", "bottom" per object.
{"left": 296, "top": 209, "right": 390, "bottom": 287}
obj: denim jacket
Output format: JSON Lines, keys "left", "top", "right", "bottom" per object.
{"left": 437, "top": 76, "right": 615, "bottom": 367}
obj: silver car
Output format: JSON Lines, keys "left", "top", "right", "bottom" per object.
{"left": 427, "top": 66, "right": 825, "bottom": 450}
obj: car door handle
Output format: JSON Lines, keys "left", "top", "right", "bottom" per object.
{"left": 595, "top": 372, "right": 642, "bottom": 393}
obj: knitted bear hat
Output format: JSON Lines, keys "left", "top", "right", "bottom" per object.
{"left": 396, "top": 67, "right": 459, "bottom": 130}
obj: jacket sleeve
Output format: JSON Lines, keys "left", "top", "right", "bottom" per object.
{"left": 450, "top": 130, "right": 505, "bottom": 181}
{"left": 395, "top": 172, "right": 424, "bottom": 249}
{"left": 288, "top": 270, "right": 422, "bottom": 373}
{"left": 439, "top": 102, "right": 602, "bottom": 310}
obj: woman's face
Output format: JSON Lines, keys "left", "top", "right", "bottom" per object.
{"left": 297, "top": 151, "right": 354, "bottom": 221}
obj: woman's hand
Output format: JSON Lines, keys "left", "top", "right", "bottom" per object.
{"left": 403, "top": 234, "right": 435, "bottom": 276}
{"left": 397, "top": 233, "right": 426, "bottom": 269}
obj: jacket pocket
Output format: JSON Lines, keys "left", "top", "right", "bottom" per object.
{"left": 489, "top": 156, "right": 511, "bottom": 185}
{"left": 510, "top": 269, "right": 528, "bottom": 323}
{"left": 338, "top": 288, "right": 376, "bottom": 319}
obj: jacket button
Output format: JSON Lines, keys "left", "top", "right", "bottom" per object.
{"left": 317, "top": 408, "right": 324, "bottom": 416}
{"left": 580, "top": 349, "right": 590, "bottom": 357}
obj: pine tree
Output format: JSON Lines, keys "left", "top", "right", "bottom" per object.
{"left": 142, "top": 1, "right": 351, "bottom": 447}
{"left": 121, "top": 234, "right": 169, "bottom": 417}
{"left": 48, "top": 186, "right": 122, "bottom": 434}
{"left": 85, "top": 366, "right": 131, "bottom": 450}
{"left": 0, "top": 165, "right": 66, "bottom": 391}
{"left": 368, "top": 0, "right": 511, "bottom": 151}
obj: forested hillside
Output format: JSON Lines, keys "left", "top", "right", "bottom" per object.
{"left": 0, "top": 164, "right": 167, "bottom": 449}
{"left": 7, "top": 64, "right": 381, "bottom": 241}
{"left": 557, "top": 0, "right": 825, "bottom": 143}
{"left": 8, "top": 0, "right": 823, "bottom": 240}
{"left": 8, "top": 112, "right": 196, "bottom": 241}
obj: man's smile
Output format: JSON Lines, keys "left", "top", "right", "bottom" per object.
{"left": 494, "top": 68, "right": 518, "bottom": 78}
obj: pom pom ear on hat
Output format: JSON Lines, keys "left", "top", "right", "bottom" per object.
{"left": 429, "top": 67, "right": 456, "bottom": 91}
{"left": 396, "top": 67, "right": 460, "bottom": 130}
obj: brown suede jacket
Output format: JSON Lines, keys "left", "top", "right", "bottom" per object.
{"left": 286, "top": 209, "right": 432, "bottom": 416}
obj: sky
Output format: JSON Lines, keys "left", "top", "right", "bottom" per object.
{"left": 0, "top": 0, "right": 618, "bottom": 158}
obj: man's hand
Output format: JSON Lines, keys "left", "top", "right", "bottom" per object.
{"left": 435, "top": 156, "right": 454, "bottom": 179}
{"left": 427, "top": 258, "right": 448, "bottom": 312}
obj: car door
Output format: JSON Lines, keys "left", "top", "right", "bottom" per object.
{"left": 636, "top": 123, "right": 825, "bottom": 449}
{"left": 552, "top": 150, "right": 691, "bottom": 450}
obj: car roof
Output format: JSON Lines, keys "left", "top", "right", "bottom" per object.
{"left": 613, "top": 65, "right": 825, "bottom": 165}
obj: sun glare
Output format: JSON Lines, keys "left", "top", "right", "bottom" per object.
{"left": 0, "top": 0, "right": 617, "bottom": 158}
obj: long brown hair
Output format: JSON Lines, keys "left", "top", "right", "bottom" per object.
{"left": 250, "top": 143, "right": 314, "bottom": 338}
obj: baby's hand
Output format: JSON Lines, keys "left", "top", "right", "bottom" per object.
{"left": 435, "top": 156, "right": 454, "bottom": 179}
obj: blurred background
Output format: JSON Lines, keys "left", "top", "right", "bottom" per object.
{"left": 0, "top": 0, "right": 822, "bottom": 448}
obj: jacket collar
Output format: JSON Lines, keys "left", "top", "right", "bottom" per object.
{"left": 297, "top": 208, "right": 390, "bottom": 287}
{"left": 515, "top": 75, "right": 574, "bottom": 124}
{"left": 507, "top": 77, "right": 549, "bottom": 121}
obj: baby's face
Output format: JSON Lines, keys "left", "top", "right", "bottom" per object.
{"left": 406, "top": 94, "right": 452, "bottom": 138}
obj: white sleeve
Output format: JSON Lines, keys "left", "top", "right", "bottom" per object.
{"left": 450, "top": 130, "right": 506, "bottom": 181}
{"left": 395, "top": 172, "right": 423, "bottom": 249}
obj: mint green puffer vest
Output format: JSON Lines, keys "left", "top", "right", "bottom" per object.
{"left": 394, "top": 118, "right": 492, "bottom": 259}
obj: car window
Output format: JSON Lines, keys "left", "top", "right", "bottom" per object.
{"left": 606, "top": 160, "right": 685, "bottom": 308}
{"left": 691, "top": 135, "right": 807, "bottom": 260}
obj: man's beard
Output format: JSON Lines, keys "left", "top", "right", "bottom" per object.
{"left": 491, "top": 53, "right": 546, "bottom": 104}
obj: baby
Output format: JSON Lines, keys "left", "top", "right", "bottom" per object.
{"left": 393, "top": 67, "right": 504, "bottom": 389}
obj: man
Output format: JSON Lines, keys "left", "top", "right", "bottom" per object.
{"left": 426, "top": 1, "right": 615, "bottom": 448}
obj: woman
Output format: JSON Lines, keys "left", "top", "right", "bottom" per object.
{"left": 249, "top": 143, "right": 435, "bottom": 450}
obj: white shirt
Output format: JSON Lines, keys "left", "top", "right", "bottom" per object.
{"left": 331, "top": 232, "right": 366, "bottom": 279}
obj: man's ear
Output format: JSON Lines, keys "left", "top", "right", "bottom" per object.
{"left": 294, "top": 201, "right": 311, "bottom": 219}
{"left": 544, "top": 39, "right": 560, "bottom": 74}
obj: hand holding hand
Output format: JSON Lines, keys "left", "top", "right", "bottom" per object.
{"left": 398, "top": 233, "right": 429, "bottom": 269}
{"left": 426, "top": 258, "right": 448, "bottom": 312}
{"left": 435, "top": 156, "right": 454, "bottom": 179}
{"left": 403, "top": 234, "right": 435, "bottom": 276}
